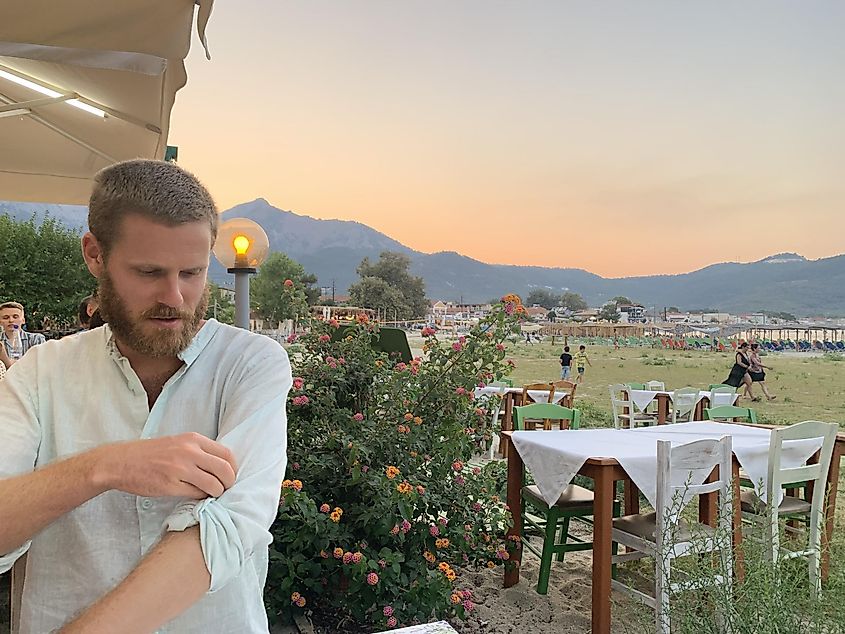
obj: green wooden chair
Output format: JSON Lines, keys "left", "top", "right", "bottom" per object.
{"left": 626, "top": 382, "right": 646, "bottom": 390}
{"left": 514, "top": 403, "right": 619, "bottom": 594}
{"left": 703, "top": 405, "right": 758, "bottom": 424}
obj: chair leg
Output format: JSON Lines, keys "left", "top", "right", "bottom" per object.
{"left": 537, "top": 509, "right": 560, "bottom": 595}
{"left": 555, "top": 516, "right": 571, "bottom": 562}
{"left": 655, "top": 556, "right": 671, "bottom": 634}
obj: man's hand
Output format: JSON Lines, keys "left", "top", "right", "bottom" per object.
{"left": 93, "top": 433, "right": 238, "bottom": 499}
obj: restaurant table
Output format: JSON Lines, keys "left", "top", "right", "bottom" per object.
{"left": 502, "top": 422, "right": 845, "bottom": 634}
{"left": 625, "top": 389, "right": 739, "bottom": 424}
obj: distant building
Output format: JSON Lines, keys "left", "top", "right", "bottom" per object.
{"left": 617, "top": 304, "right": 646, "bottom": 323}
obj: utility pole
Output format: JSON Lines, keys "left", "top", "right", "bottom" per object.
{"left": 331, "top": 278, "right": 336, "bottom": 303}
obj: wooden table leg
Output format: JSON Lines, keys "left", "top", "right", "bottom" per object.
{"left": 732, "top": 459, "right": 745, "bottom": 581}
{"left": 592, "top": 466, "right": 614, "bottom": 634}
{"left": 624, "top": 478, "right": 639, "bottom": 516}
{"left": 657, "top": 394, "right": 669, "bottom": 425}
{"left": 504, "top": 433, "right": 523, "bottom": 588}
{"left": 698, "top": 467, "right": 717, "bottom": 527}
{"left": 822, "top": 441, "right": 843, "bottom": 581}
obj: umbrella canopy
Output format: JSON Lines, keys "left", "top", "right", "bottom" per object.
{"left": 0, "top": 0, "right": 214, "bottom": 204}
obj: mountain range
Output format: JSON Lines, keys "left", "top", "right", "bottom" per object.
{"left": 3, "top": 198, "right": 844, "bottom": 316}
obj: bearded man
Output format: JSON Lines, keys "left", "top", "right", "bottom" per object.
{"left": 0, "top": 160, "right": 291, "bottom": 633}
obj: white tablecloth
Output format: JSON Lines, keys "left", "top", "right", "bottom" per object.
{"left": 511, "top": 422, "right": 823, "bottom": 508}
{"left": 628, "top": 389, "right": 738, "bottom": 413}
{"left": 474, "top": 385, "right": 570, "bottom": 405}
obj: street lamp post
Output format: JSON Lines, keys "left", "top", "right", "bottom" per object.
{"left": 212, "top": 218, "right": 269, "bottom": 330}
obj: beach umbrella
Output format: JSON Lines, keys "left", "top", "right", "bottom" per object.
{"left": 0, "top": 0, "right": 214, "bottom": 204}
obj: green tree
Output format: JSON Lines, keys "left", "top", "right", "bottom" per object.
{"left": 560, "top": 291, "right": 588, "bottom": 312}
{"left": 0, "top": 214, "right": 95, "bottom": 329}
{"left": 525, "top": 288, "right": 559, "bottom": 309}
{"left": 250, "top": 252, "right": 314, "bottom": 326}
{"left": 349, "top": 252, "right": 427, "bottom": 319}
{"left": 205, "top": 283, "right": 235, "bottom": 325}
{"left": 610, "top": 295, "right": 633, "bottom": 306}
{"left": 598, "top": 302, "right": 621, "bottom": 322}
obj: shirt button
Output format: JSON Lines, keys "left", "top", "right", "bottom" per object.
{"left": 141, "top": 499, "right": 153, "bottom": 510}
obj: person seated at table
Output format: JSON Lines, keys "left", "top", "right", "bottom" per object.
{"left": 723, "top": 340, "right": 756, "bottom": 401}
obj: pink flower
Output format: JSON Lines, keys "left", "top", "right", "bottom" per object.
{"left": 452, "top": 341, "right": 463, "bottom": 351}
{"left": 383, "top": 605, "right": 394, "bottom": 617}
{"left": 329, "top": 319, "right": 340, "bottom": 328}
{"left": 395, "top": 362, "right": 407, "bottom": 372}
{"left": 286, "top": 333, "right": 298, "bottom": 343}
{"left": 361, "top": 465, "right": 369, "bottom": 473}
{"left": 455, "top": 475, "right": 466, "bottom": 486}
{"left": 387, "top": 616, "right": 397, "bottom": 628}
{"left": 353, "top": 412, "right": 364, "bottom": 421}
{"left": 452, "top": 461, "right": 464, "bottom": 472}
{"left": 390, "top": 525, "right": 400, "bottom": 536}
{"left": 338, "top": 357, "right": 346, "bottom": 364}
{"left": 343, "top": 552, "right": 353, "bottom": 564}
{"left": 378, "top": 559, "right": 387, "bottom": 569}
{"left": 319, "top": 334, "right": 331, "bottom": 342}
{"left": 438, "top": 517, "right": 448, "bottom": 526}
{"left": 463, "top": 599, "right": 475, "bottom": 612}
{"left": 284, "top": 279, "right": 294, "bottom": 287}
{"left": 473, "top": 467, "right": 481, "bottom": 475}
{"left": 429, "top": 525, "right": 440, "bottom": 537}
{"left": 352, "top": 552, "right": 363, "bottom": 564}
{"left": 504, "top": 302, "right": 515, "bottom": 315}
{"left": 292, "top": 395, "right": 309, "bottom": 406}
{"left": 455, "top": 387, "right": 467, "bottom": 396}
{"left": 472, "top": 502, "right": 482, "bottom": 512}
{"left": 293, "top": 377, "right": 304, "bottom": 390}
{"left": 496, "top": 343, "right": 505, "bottom": 351}
{"left": 320, "top": 503, "right": 330, "bottom": 513}
{"left": 460, "top": 589, "right": 473, "bottom": 599}
{"left": 367, "top": 572, "right": 379, "bottom": 586}
{"left": 401, "top": 520, "right": 411, "bottom": 533}
{"left": 421, "top": 327, "right": 435, "bottom": 337}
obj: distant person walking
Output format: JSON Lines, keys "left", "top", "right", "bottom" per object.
{"left": 559, "top": 346, "right": 573, "bottom": 380}
{"left": 573, "top": 344, "right": 592, "bottom": 384}
{"left": 749, "top": 343, "right": 776, "bottom": 401}
{"left": 724, "top": 340, "right": 756, "bottom": 400}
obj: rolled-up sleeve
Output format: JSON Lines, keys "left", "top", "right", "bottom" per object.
{"left": 0, "top": 353, "right": 41, "bottom": 573}
{"left": 164, "top": 341, "right": 291, "bottom": 592}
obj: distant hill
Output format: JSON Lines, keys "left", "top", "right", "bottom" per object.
{"left": 3, "top": 199, "right": 844, "bottom": 315}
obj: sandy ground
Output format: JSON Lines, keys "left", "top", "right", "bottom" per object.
{"left": 453, "top": 537, "right": 647, "bottom": 634}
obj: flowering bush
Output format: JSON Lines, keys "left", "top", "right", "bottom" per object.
{"left": 265, "top": 303, "right": 521, "bottom": 629}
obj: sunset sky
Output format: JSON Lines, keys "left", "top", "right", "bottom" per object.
{"left": 169, "top": 1, "right": 845, "bottom": 278}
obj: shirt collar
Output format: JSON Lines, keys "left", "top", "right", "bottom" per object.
{"left": 104, "top": 319, "right": 221, "bottom": 369}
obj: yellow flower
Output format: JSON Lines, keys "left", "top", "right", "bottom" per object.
{"left": 435, "top": 538, "right": 450, "bottom": 549}
{"left": 385, "top": 466, "right": 400, "bottom": 480}
{"left": 438, "top": 562, "right": 450, "bottom": 572}
{"left": 423, "top": 551, "right": 436, "bottom": 563}
{"left": 487, "top": 561, "right": 496, "bottom": 569}
{"left": 291, "top": 592, "right": 301, "bottom": 602}
{"left": 333, "top": 547, "right": 343, "bottom": 558}
{"left": 445, "top": 569, "right": 457, "bottom": 581}
{"left": 282, "top": 479, "right": 292, "bottom": 488}
{"left": 451, "top": 593, "right": 461, "bottom": 604}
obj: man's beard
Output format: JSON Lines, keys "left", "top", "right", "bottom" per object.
{"left": 97, "top": 270, "right": 208, "bottom": 358}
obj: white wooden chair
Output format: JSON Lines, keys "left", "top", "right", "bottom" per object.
{"left": 611, "top": 437, "right": 733, "bottom": 634}
{"left": 645, "top": 380, "right": 665, "bottom": 415}
{"left": 609, "top": 384, "right": 657, "bottom": 429}
{"left": 708, "top": 384, "right": 737, "bottom": 410}
{"left": 670, "top": 387, "right": 698, "bottom": 423}
{"left": 740, "top": 420, "right": 837, "bottom": 598}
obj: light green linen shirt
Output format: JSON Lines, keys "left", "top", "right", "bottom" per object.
{"left": 0, "top": 319, "right": 291, "bottom": 633}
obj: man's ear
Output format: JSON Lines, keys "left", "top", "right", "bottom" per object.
{"left": 81, "top": 232, "right": 105, "bottom": 278}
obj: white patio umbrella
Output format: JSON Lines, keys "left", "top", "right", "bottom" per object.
{"left": 0, "top": 0, "right": 214, "bottom": 204}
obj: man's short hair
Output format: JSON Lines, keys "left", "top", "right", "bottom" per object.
{"left": 0, "top": 301, "right": 24, "bottom": 313}
{"left": 88, "top": 159, "right": 218, "bottom": 255}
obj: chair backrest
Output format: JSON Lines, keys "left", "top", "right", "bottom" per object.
{"left": 671, "top": 387, "right": 699, "bottom": 423}
{"left": 645, "top": 380, "right": 665, "bottom": 391}
{"left": 514, "top": 403, "right": 581, "bottom": 430}
{"left": 708, "top": 384, "right": 737, "bottom": 409}
{"left": 551, "top": 379, "right": 577, "bottom": 407}
{"left": 522, "top": 382, "right": 555, "bottom": 404}
{"left": 767, "top": 421, "right": 838, "bottom": 516}
{"left": 655, "top": 436, "right": 733, "bottom": 548}
{"left": 704, "top": 405, "right": 758, "bottom": 424}
{"left": 626, "top": 382, "right": 646, "bottom": 390}
{"left": 609, "top": 383, "right": 632, "bottom": 429}
{"left": 492, "top": 377, "right": 514, "bottom": 387}
{"left": 708, "top": 383, "right": 732, "bottom": 391}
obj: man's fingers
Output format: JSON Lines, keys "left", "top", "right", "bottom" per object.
{"left": 195, "top": 452, "right": 237, "bottom": 491}
{"left": 182, "top": 469, "right": 226, "bottom": 498}
{"left": 191, "top": 434, "right": 238, "bottom": 474}
{"left": 173, "top": 481, "right": 213, "bottom": 500}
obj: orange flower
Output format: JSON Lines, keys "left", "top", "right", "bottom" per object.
{"left": 404, "top": 412, "right": 413, "bottom": 421}
{"left": 413, "top": 416, "right": 423, "bottom": 425}
{"left": 445, "top": 569, "right": 457, "bottom": 581}
{"left": 385, "top": 466, "right": 400, "bottom": 480}
{"left": 438, "top": 562, "right": 450, "bottom": 572}
{"left": 423, "top": 551, "right": 436, "bottom": 563}
{"left": 396, "top": 481, "right": 413, "bottom": 494}
{"left": 451, "top": 593, "right": 462, "bottom": 605}
{"left": 487, "top": 561, "right": 496, "bottom": 569}
{"left": 435, "top": 538, "right": 450, "bottom": 549}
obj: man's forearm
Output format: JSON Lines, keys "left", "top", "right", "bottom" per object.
{"left": 0, "top": 451, "right": 106, "bottom": 555}
{"left": 61, "top": 526, "right": 211, "bottom": 634}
